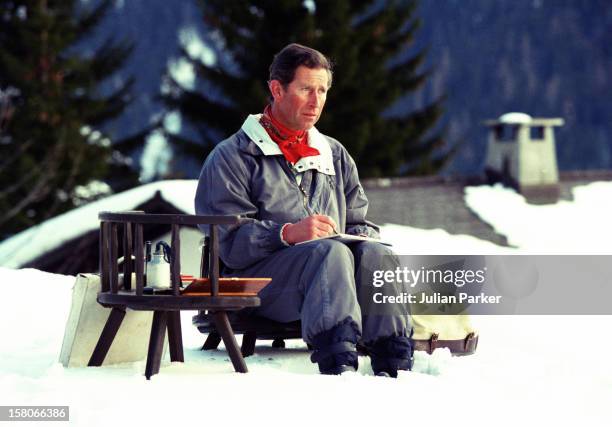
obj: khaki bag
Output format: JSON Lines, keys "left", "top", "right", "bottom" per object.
{"left": 59, "top": 273, "right": 167, "bottom": 367}
{"left": 411, "top": 314, "right": 478, "bottom": 355}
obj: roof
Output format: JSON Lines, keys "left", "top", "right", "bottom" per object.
{"left": 363, "top": 175, "right": 508, "bottom": 246}
{"left": 483, "top": 118, "right": 565, "bottom": 127}
{"left": 362, "top": 170, "right": 612, "bottom": 248}
{"left": 0, "top": 180, "right": 197, "bottom": 271}
{"left": 3, "top": 170, "right": 611, "bottom": 274}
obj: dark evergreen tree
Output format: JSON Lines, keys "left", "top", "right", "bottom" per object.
{"left": 162, "top": 0, "right": 454, "bottom": 178}
{"left": 0, "top": 0, "right": 136, "bottom": 238}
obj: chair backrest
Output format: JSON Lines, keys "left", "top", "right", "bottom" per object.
{"left": 199, "top": 236, "right": 230, "bottom": 278}
{"left": 99, "top": 212, "right": 242, "bottom": 297}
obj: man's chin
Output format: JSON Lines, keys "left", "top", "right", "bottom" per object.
{"left": 303, "top": 117, "right": 319, "bottom": 130}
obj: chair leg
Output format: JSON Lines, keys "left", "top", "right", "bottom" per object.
{"left": 202, "top": 332, "right": 222, "bottom": 351}
{"left": 167, "top": 311, "right": 184, "bottom": 362}
{"left": 272, "top": 338, "right": 286, "bottom": 349}
{"left": 145, "top": 310, "right": 168, "bottom": 380}
{"left": 211, "top": 311, "right": 248, "bottom": 373}
{"left": 88, "top": 307, "right": 126, "bottom": 366}
{"left": 241, "top": 331, "right": 257, "bottom": 357}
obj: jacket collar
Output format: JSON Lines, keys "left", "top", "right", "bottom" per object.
{"left": 239, "top": 114, "right": 336, "bottom": 176}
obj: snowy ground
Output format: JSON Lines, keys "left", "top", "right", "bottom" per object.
{"left": 1, "top": 182, "right": 611, "bottom": 426}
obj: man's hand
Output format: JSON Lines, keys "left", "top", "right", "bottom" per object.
{"left": 282, "top": 215, "right": 338, "bottom": 244}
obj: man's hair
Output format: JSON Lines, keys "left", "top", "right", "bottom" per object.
{"left": 269, "top": 43, "right": 333, "bottom": 89}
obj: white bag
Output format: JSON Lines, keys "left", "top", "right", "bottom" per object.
{"left": 59, "top": 273, "right": 166, "bottom": 367}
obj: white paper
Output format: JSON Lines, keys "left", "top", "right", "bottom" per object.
{"left": 296, "top": 233, "right": 391, "bottom": 246}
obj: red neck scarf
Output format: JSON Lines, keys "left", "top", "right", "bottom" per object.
{"left": 259, "top": 104, "right": 320, "bottom": 164}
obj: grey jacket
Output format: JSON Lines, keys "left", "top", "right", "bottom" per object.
{"left": 195, "top": 114, "right": 379, "bottom": 270}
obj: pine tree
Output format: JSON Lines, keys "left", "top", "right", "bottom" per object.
{"left": 162, "top": 0, "right": 453, "bottom": 178}
{"left": 0, "top": 0, "right": 136, "bottom": 238}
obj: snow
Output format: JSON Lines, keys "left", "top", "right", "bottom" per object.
{"left": 1, "top": 272, "right": 610, "bottom": 424}
{"left": 465, "top": 182, "right": 612, "bottom": 254}
{"left": 1, "top": 182, "right": 611, "bottom": 426}
{"left": 163, "top": 110, "right": 182, "bottom": 134}
{"left": 167, "top": 57, "right": 196, "bottom": 90}
{"left": 380, "top": 223, "right": 516, "bottom": 254}
{"left": 499, "top": 112, "right": 532, "bottom": 124}
{"left": 139, "top": 130, "right": 173, "bottom": 182}
{"left": 0, "top": 180, "right": 197, "bottom": 269}
{"left": 179, "top": 26, "right": 216, "bottom": 67}
{"left": 72, "top": 180, "right": 112, "bottom": 205}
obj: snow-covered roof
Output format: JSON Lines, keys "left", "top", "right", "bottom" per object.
{"left": 465, "top": 181, "right": 612, "bottom": 253}
{"left": 483, "top": 112, "right": 564, "bottom": 127}
{"left": 0, "top": 180, "right": 198, "bottom": 269}
{"left": 3, "top": 178, "right": 611, "bottom": 271}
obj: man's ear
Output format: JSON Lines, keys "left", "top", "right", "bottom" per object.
{"left": 269, "top": 80, "right": 284, "bottom": 101}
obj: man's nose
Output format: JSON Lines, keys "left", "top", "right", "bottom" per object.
{"left": 309, "top": 91, "right": 323, "bottom": 108}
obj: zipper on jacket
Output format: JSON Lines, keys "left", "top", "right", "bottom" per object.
{"left": 287, "top": 160, "right": 315, "bottom": 216}
{"left": 298, "top": 183, "right": 313, "bottom": 215}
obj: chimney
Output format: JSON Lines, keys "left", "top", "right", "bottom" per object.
{"left": 483, "top": 112, "right": 564, "bottom": 204}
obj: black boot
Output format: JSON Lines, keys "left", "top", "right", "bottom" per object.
{"left": 367, "top": 334, "right": 413, "bottom": 378}
{"left": 309, "top": 318, "right": 360, "bottom": 375}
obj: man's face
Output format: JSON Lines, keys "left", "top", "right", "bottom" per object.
{"left": 270, "top": 65, "right": 330, "bottom": 131}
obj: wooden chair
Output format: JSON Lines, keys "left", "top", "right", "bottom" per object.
{"left": 194, "top": 311, "right": 303, "bottom": 357}
{"left": 88, "top": 211, "right": 261, "bottom": 379}
{"left": 193, "top": 237, "right": 304, "bottom": 357}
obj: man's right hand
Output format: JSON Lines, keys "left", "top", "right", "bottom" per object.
{"left": 282, "top": 215, "right": 338, "bottom": 245}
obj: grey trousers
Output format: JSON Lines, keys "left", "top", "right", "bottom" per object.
{"left": 229, "top": 239, "right": 410, "bottom": 344}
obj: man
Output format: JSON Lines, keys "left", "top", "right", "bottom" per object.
{"left": 195, "top": 43, "right": 412, "bottom": 377}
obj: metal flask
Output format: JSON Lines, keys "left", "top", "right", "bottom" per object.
{"left": 146, "top": 241, "right": 172, "bottom": 289}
